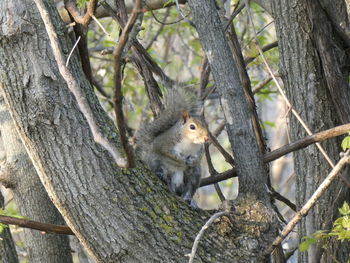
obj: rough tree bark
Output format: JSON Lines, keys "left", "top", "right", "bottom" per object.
{"left": 271, "top": 0, "right": 350, "bottom": 262}
{"left": 0, "top": 0, "right": 285, "bottom": 262}
{"left": 0, "top": 0, "right": 271, "bottom": 262}
{"left": 0, "top": 96, "right": 73, "bottom": 262}
{"left": 187, "top": 0, "right": 270, "bottom": 201}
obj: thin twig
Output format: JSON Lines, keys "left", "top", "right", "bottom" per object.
{"left": 91, "top": 15, "right": 111, "bottom": 37}
{"left": 113, "top": 0, "right": 142, "bottom": 167}
{"left": 265, "top": 150, "right": 350, "bottom": 256}
{"left": 187, "top": 211, "right": 230, "bottom": 263}
{"left": 175, "top": 0, "right": 194, "bottom": 26}
{"left": 0, "top": 215, "right": 74, "bottom": 235}
{"left": 224, "top": 1, "right": 245, "bottom": 32}
{"left": 244, "top": 0, "right": 336, "bottom": 168}
{"left": 209, "top": 132, "right": 235, "bottom": 166}
{"left": 252, "top": 75, "right": 273, "bottom": 94}
{"left": 66, "top": 35, "right": 81, "bottom": 67}
{"left": 145, "top": 8, "right": 170, "bottom": 50}
{"left": 204, "top": 144, "right": 226, "bottom": 202}
{"left": 34, "top": 0, "right": 127, "bottom": 167}
{"left": 244, "top": 41, "right": 278, "bottom": 65}
{"left": 147, "top": 4, "right": 185, "bottom": 26}
{"left": 269, "top": 188, "right": 296, "bottom": 211}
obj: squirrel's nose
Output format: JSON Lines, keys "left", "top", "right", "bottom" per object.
{"left": 203, "top": 135, "right": 209, "bottom": 142}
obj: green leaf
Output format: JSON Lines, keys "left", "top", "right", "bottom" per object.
{"left": 341, "top": 136, "right": 350, "bottom": 151}
{"left": 313, "top": 230, "right": 329, "bottom": 239}
{"left": 0, "top": 223, "right": 8, "bottom": 233}
{"left": 342, "top": 216, "right": 350, "bottom": 228}
{"left": 339, "top": 202, "right": 350, "bottom": 216}
{"left": 299, "top": 236, "right": 316, "bottom": 252}
{"left": 334, "top": 217, "right": 344, "bottom": 226}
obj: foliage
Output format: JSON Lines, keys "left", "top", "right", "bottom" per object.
{"left": 299, "top": 202, "right": 350, "bottom": 261}
{"left": 341, "top": 132, "right": 350, "bottom": 151}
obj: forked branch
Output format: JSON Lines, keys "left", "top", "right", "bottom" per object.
{"left": 64, "top": 0, "right": 97, "bottom": 26}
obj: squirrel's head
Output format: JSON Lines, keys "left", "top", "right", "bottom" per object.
{"left": 181, "top": 111, "right": 209, "bottom": 144}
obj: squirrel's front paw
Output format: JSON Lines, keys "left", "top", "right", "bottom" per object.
{"left": 185, "top": 155, "right": 198, "bottom": 166}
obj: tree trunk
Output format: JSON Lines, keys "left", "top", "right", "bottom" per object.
{"left": 0, "top": 0, "right": 283, "bottom": 262}
{"left": 187, "top": 0, "right": 269, "bottom": 201}
{"left": 0, "top": 96, "right": 73, "bottom": 262}
{"left": 271, "top": 0, "right": 350, "bottom": 262}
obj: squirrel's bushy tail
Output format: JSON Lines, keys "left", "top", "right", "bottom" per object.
{"left": 136, "top": 89, "right": 193, "bottom": 152}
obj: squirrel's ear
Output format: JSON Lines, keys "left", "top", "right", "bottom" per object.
{"left": 181, "top": 111, "right": 190, "bottom": 123}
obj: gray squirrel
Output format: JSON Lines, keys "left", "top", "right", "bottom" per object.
{"left": 136, "top": 90, "right": 209, "bottom": 206}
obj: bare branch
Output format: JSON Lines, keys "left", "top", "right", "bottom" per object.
{"left": 265, "top": 150, "right": 350, "bottom": 255}
{"left": 269, "top": 188, "right": 296, "bottom": 211}
{"left": 0, "top": 215, "right": 74, "bottom": 235}
{"left": 252, "top": 75, "right": 273, "bottom": 94}
{"left": 204, "top": 144, "right": 226, "bottom": 202}
{"left": 200, "top": 168, "right": 237, "bottom": 187}
{"left": 113, "top": 0, "right": 142, "bottom": 168}
{"left": 201, "top": 123, "right": 350, "bottom": 186}
{"left": 264, "top": 123, "right": 350, "bottom": 163}
{"left": 244, "top": 41, "right": 278, "bottom": 65}
{"left": 224, "top": 1, "right": 245, "bottom": 32}
{"left": 66, "top": 35, "right": 81, "bottom": 67}
{"left": 209, "top": 132, "right": 235, "bottom": 166}
{"left": 145, "top": 8, "right": 170, "bottom": 50}
{"left": 91, "top": 15, "right": 111, "bottom": 37}
{"left": 34, "top": 0, "right": 128, "bottom": 167}
{"left": 64, "top": 0, "right": 97, "bottom": 26}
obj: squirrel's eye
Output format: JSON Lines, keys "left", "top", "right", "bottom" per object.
{"left": 190, "top": 124, "right": 196, "bottom": 130}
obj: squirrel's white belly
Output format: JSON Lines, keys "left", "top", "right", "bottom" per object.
{"left": 171, "top": 171, "right": 184, "bottom": 191}
{"left": 173, "top": 140, "right": 201, "bottom": 156}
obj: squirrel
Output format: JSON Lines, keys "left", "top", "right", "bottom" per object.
{"left": 136, "top": 90, "right": 209, "bottom": 207}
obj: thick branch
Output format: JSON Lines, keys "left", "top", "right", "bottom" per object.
{"left": 0, "top": 215, "right": 74, "bottom": 235}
